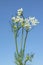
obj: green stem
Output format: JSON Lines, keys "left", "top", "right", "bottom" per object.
{"left": 15, "top": 31, "right": 18, "bottom": 54}
{"left": 20, "top": 28, "right": 23, "bottom": 51}
{"left": 23, "top": 31, "right": 28, "bottom": 55}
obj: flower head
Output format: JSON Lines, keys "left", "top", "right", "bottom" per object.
{"left": 17, "top": 8, "right": 23, "bottom": 16}
{"left": 15, "top": 16, "right": 20, "bottom": 22}
{"left": 24, "top": 22, "right": 31, "bottom": 30}
{"left": 12, "top": 16, "right": 20, "bottom": 23}
{"left": 29, "top": 17, "right": 39, "bottom": 26}
{"left": 24, "top": 18, "right": 31, "bottom": 30}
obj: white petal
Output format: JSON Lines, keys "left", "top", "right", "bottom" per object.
{"left": 11, "top": 17, "right": 15, "bottom": 22}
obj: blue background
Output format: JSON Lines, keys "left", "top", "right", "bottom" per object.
{"left": 0, "top": 0, "right": 43, "bottom": 65}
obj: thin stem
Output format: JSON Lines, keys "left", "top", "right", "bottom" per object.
{"left": 15, "top": 31, "right": 18, "bottom": 54}
{"left": 23, "top": 31, "right": 28, "bottom": 55}
{"left": 20, "top": 14, "right": 24, "bottom": 52}
{"left": 20, "top": 28, "right": 24, "bottom": 51}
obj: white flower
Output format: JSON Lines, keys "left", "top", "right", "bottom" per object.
{"left": 16, "top": 16, "right": 24, "bottom": 23}
{"left": 17, "top": 8, "right": 23, "bottom": 16}
{"left": 12, "top": 16, "right": 20, "bottom": 22}
{"left": 29, "top": 17, "right": 39, "bottom": 26}
{"left": 24, "top": 22, "right": 31, "bottom": 30}
{"left": 23, "top": 18, "right": 31, "bottom": 30}
{"left": 17, "top": 8, "right": 23, "bottom": 12}
{"left": 15, "top": 16, "right": 20, "bottom": 22}
{"left": 12, "top": 17, "right": 15, "bottom": 22}
{"left": 20, "top": 18, "right": 24, "bottom": 23}
{"left": 25, "top": 18, "right": 29, "bottom": 23}
{"left": 12, "top": 16, "right": 24, "bottom": 23}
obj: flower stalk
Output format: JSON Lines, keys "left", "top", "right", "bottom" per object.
{"left": 11, "top": 8, "right": 39, "bottom": 65}
{"left": 20, "top": 28, "right": 24, "bottom": 51}
{"left": 23, "top": 31, "right": 28, "bottom": 55}
{"left": 14, "top": 32, "right": 18, "bottom": 54}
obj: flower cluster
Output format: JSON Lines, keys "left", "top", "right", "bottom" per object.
{"left": 11, "top": 8, "right": 39, "bottom": 31}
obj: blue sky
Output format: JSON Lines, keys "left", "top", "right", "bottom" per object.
{"left": 0, "top": 0, "right": 43, "bottom": 65}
